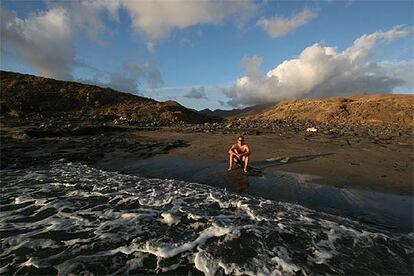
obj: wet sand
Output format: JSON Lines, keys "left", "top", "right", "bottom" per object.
{"left": 134, "top": 130, "right": 413, "bottom": 196}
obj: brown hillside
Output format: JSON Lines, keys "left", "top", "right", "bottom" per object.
{"left": 0, "top": 71, "right": 216, "bottom": 124}
{"left": 244, "top": 94, "right": 414, "bottom": 126}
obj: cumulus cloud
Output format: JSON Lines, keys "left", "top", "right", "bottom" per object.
{"left": 52, "top": 0, "right": 256, "bottom": 50}
{"left": 257, "top": 9, "right": 317, "bottom": 38}
{"left": 184, "top": 87, "right": 207, "bottom": 99}
{"left": 121, "top": 0, "right": 256, "bottom": 44}
{"left": 0, "top": 7, "right": 75, "bottom": 80}
{"left": 224, "top": 26, "right": 412, "bottom": 107}
{"left": 343, "top": 25, "right": 410, "bottom": 62}
{"left": 0, "top": 1, "right": 123, "bottom": 79}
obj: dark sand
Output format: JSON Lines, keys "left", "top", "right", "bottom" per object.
{"left": 132, "top": 130, "right": 413, "bottom": 196}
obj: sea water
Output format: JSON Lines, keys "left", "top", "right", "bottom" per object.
{"left": 1, "top": 161, "right": 413, "bottom": 275}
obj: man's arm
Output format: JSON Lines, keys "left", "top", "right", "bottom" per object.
{"left": 228, "top": 144, "right": 237, "bottom": 155}
{"left": 240, "top": 145, "right": 250, "bottom": 156}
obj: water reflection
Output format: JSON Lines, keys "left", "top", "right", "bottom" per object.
{"left": 226, "top": 170, "right": 249, "bottom": 193}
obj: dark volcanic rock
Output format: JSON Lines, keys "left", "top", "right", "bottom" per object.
{"left": 0, "top": 129, "right": 188, "bottom": 169}
{"left": 168, "top": 118, "right": 413, "bottom": 144}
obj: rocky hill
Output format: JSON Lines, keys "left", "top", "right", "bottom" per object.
{"left": 242, "top": 94, "right": 414, "bottom": 126}
{"left": 0, "top": 71, "right": 217, "bottom": 125}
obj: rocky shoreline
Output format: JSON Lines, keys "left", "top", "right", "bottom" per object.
{"left": 7, "top": 114, "right": 413, "bottom": 140}
{"left": 0, "top": 116, "right": 188, "bottom": 170}
{"left": 174, "top": 119, "right": 413, "bottom": 142}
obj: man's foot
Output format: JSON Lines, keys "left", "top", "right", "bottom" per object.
{"left": 227, "top": 167, "right": 233, "bottom": 172}
{"left": 243, "top": 169, "right": 248, "bottom": 174}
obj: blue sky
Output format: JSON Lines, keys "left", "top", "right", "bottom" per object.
{"left": 1, "top": 0, "right": 413, "bottom": 110}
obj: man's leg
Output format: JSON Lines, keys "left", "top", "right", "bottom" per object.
{"left": 242, "top": 156, "right": 249, "bottom": 173}
{"left": 228, "top": 154, "right": 234, "bottom": 171}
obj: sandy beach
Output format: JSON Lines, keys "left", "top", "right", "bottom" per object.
{"left": 121, "top": 129, "right": 413, "bottom": 196}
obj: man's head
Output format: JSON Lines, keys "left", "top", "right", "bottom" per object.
{"left": 237, "top": 135, "right": 244, "bottom": 145}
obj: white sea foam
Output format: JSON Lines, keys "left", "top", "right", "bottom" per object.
{"left": 140, "top": 225, "right": 233, "bottom": 258}
{"left": 0, "top": 161, "right": 412, "bottom": 275}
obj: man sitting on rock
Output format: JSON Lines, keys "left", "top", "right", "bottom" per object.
{"left": 228, "top": 135, "right": 250, "bottom": 174}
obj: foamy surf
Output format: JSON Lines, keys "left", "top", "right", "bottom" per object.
{"left": 1, "top": 161, "right": 413, "bottom": 275}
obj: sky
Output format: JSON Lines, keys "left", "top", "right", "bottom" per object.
{"left": 1, "top": 0, "right": 413, "bottom": 110}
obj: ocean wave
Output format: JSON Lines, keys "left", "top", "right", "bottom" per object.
{"left": 1, "top": 161, "right": 413, "bottom": 275}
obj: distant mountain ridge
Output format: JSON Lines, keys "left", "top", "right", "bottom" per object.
{"left": 198, "top": 107, "right": 251, "bottom": 118}
{"left": 199, "top": 104, "right": 274, "bottom": 118}
{"left": 0, "top": 71, "right": 217, "bottom": 124}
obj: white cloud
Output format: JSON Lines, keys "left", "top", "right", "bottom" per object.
{"left": 52, "top": 0, "right": 256, "bottom": 47}
{"left": 121, "top": 0, "right": 256, "bottom": 43}
{"left": 257, "top": 9, "right": 317, "bottom": 38}
{"left": 1, "top": 7, "right": 75, "bottom": 80}
{"left": 184, "top": 87, "right": 207, "bottom": 99}
{"left": 224, "top": 26, "right": 412, "bottom": 107}
{"left": 344, "top": 25, "right": 410, "bottom": 62}
{"left": 46, "top": 0, "right": 256, "bottom": 51}
{"left": 1, "top": 2, "right": 165, "bottom": 89}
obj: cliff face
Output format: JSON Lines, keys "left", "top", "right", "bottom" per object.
{"left": 0, "top": 71, "right": 217, "bottom": 124}
{"left": 243, "top": 94, "right": 414, "bottom": 126}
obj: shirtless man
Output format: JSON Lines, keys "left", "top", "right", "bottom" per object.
{"left": 228, "top": 135, "right": 250, "bottom": 173}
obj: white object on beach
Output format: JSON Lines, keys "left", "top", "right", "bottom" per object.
{"left": 266, "top": 156, "right": 290, "bottom": 163}
{"left": 306, "top": 127, "right": 318, "bottom": 132}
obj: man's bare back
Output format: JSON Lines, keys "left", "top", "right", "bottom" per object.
{"left": 228, "top": 136, "right": 250, "bottom": 173}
